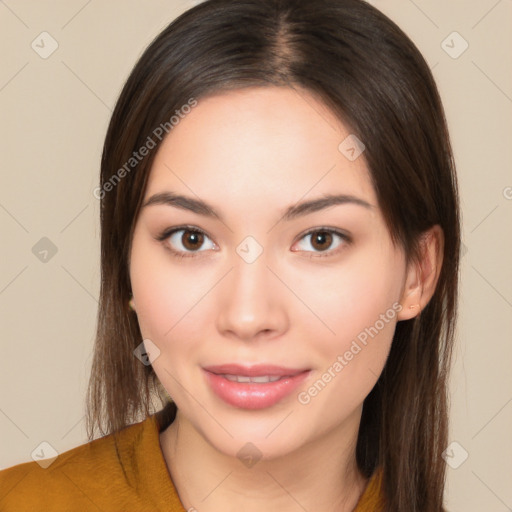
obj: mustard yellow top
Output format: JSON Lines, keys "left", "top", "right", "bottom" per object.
{"left": 0, "top": 411, "right": 384, "bottom": 511}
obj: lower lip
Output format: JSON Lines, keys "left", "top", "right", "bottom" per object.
{"left": 203, "top": 370, "right": 310, "bottom": 410}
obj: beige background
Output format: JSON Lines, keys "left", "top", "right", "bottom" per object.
{"left": 1, "top": 0, "right": 511, "bottom": 510}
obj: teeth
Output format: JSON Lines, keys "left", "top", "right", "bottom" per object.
{"left": 222, "top": 374, "right": 283, "bottom": 383}
{"left": 251, "top": 375, "right": 282, "bottom": 383}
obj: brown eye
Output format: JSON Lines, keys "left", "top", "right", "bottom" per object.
{"left": 181, "top": 230, "right": 204, "bottom": 251}
{"left": 162, "top": 228, "right": 216, "bottom": 256}
{"left": 310, "top": 231, "right": 333, "bottom": 251}
{"left": 294, "top": 228, "right": 350, "bottom": 257}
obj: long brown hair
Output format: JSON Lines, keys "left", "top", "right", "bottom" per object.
{"left": 86, "top": 1, "right": 461, "bottom": 510}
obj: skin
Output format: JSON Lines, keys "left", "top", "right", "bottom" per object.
{"left": 128, "top": 86, "right": 443, "bottom": 512}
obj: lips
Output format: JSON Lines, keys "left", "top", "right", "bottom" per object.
{"left": 203, "top": 364, "right": 310, "bottom": 410}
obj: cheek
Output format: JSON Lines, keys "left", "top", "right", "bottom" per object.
{"left": 130, "top": 244, "right": 209, "bottom": 400}
{"left": 130, "top": 233, "right": 215, "bottom": 341}
{"left": 292, "top": 247, "right": 403, "bottom": 413}
{"left": 291, "top": 247, "right": 403, "bottom": 353}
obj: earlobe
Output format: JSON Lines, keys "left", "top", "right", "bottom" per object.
{"left": 397, "top": 264, "right": 423, "bottom": 321}
{"left": 397, "top": 225, "right": 444, "bottom": 321}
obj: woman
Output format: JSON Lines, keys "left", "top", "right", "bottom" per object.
{"left": 0, "top": 0, "right": 460, "bottom": 510}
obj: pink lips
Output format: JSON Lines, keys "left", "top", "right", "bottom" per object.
{"left": 203, "top": 364, "right": 310, "bottom": 410}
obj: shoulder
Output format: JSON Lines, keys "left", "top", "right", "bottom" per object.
{"left": 0, "top": 414, "right": 179, "bottom": 511}
{"left": 354, "top": 466, "right": 385, "bottom": 511}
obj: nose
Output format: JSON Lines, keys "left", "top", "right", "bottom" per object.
{"left": 216, "top": 250, "right": 289, "bottom": 342}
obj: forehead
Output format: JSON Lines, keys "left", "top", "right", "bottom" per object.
{"left": 145, "top": 86, "right": 377, "bottom": 214}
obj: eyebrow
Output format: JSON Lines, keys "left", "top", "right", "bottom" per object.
{"left": 142, "top": 191, "right": 374, "bottom": 221}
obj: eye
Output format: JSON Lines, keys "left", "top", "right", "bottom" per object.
{"left": 293, "top": 228, "right": 351, "bottom": 257}
{"left": 157, "top": 226, "right": 216, "bottom": 258}
{"left": 156, "top": 225, "right": 351, "bottom": 260}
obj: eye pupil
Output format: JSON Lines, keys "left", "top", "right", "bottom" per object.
{"left": 182, "top": 231, "right": 203, "bottom": 250}
{"left": 311, "top": 231, "right": 332, "bottom": 251}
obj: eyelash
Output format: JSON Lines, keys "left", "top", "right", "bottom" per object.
{"left": 156, "top": 225, "right": 351, "bottom": 260}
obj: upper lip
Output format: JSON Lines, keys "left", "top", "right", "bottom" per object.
{"left": 203, "top": 364, "right": 310, "bottom": 377}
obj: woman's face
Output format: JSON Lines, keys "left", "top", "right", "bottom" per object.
{"left": 129, "top": 86, "right": 410, "bottom": 460}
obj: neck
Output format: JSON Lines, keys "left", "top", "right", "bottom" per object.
{"left": 159, "top": 409, "right": 368, "bottom": 512}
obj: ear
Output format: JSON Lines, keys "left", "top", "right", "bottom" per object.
{"left": 397, "top": 225, "right": 444, "bottom": 321}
